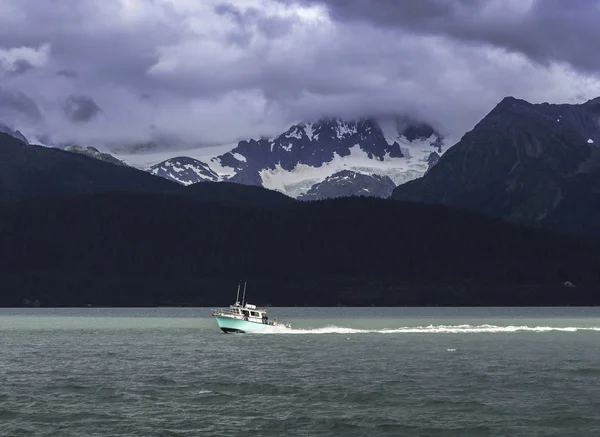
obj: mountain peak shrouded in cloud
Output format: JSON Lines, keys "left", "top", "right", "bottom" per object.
{"left": 0, "top": 0, "right": 599, "bottom": 150}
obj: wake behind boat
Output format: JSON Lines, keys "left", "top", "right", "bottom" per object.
{"left": 211, "top": 281, "right": 291, "bottom": 333}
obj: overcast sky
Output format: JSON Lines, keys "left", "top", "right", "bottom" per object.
{"left": 1, "top": 0, "right": 599, "bottom": 150}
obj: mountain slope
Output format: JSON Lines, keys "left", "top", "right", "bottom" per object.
{"left": 150, "top": 157, "right": 219, "bottom": 185}
{"left": 1, "top": 193, "right": 599, "bottom": 307}
{"left": 64, "top": 145, "right": 129, "bottom": 167}
{"left": 392, "top": 96, "right": 600, "bottom": 236}
{"left": 298, "top": 170, "right": 396, "bottom": 200}
{"left": 0, "top": 133, "right": 177, "bottom": 201}
{"left": 0, "top": 122, "right": 28, "bottom": 144}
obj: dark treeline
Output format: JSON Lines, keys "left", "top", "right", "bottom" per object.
{"left": 1, "top": 193, "right": 599, "bottom": 307}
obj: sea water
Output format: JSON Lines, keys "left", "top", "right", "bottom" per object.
{"left": 1, "top": 307, "right": 599, "bottom": 436}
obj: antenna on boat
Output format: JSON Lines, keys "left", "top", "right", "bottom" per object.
{"left": 235, "top": 281, "right": 241, "bottom": 305}
{"left": 242, "top": 281, "right": 247, "bottom": 307}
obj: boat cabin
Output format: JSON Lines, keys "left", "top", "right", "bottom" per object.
{"left": 228, "top": 302, "right": 270, "bottom": 324}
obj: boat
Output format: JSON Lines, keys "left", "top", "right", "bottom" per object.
{"left": 211, "top": 281, "right": 291, "bottom": 333}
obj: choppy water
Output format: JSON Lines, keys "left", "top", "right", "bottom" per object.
{"left": 1, "top": 307, "right": 600, "bottom": 436}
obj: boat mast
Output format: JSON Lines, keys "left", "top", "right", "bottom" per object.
{"left": 242, "top": 281, "right": 247, "bottom": 307}
{"left": 235, "top": 281, "right": 241, "bottom": 304}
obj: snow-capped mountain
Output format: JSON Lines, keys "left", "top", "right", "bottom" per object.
{"left": 150, "top": 157, "right": 219, "bottom": 185}
{"left": 142, "top": 116, "right": 449, "bottom": 199}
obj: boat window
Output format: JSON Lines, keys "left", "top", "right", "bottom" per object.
{"left": 251, "top": 311, "right": 259, "bottom": 317}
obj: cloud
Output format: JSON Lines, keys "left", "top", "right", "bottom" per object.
{"left": 0, "top": 43, "right": 50, "bottom": 74}
{"left": 9, "top": 59, "right": 35, "bottom": 75}
{"left": 63, "top": 95, "right": 103, "bottom": 123}
{"left": 290, "top": 0, "right": 600, "bottom": 74}
{"left": 0, "top": 0, "right": 598, "bottom": 150}
{"left": 0, "top": 87, "right": 42, "bottom": 122}
{"left": 56, "top": 69, "right": 79, "bottom": 79}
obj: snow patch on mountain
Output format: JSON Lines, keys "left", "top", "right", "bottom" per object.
{"left": 304, "top": 123, "right": 314, "bottom": 140}
{"left": 150, "top": 157, "right": 219, "bottom": 185}
{"left": 207, "top": 156, "right": 237, "bottom": 180}
{"left": 298, "top": 170, "right": 396, "bottom": 201}
{"left": 258, "top": 138, "right": 441, "bottom": 197}
{"left": 231, "top": 152, "right": 247, "bottom": 162}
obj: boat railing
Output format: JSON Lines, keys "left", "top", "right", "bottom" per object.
{"left": 211, "top": 308, "right": 239, "bottom": 316}
{"left": 211, "top": 305, "right": 268, "bottom": 315}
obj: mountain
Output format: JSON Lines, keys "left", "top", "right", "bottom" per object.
{"left": 150, "top": 157, "right": 219, "bottom": 185}
{"left": 392, "top": 96, "right": 600, "bottom": 237}
{"left": 64, "top": 145, "right": 128, "bottom": 167}
{"left": 298, "top": 170, "right": 396, "bottom": 200}
{"left": 144, "top": 116, "right": 447, "bottom": 198}
{"left": 0, "top": 133, "right": 177, "bottom": 201}
{"left": 18, "top": 115, "right": 446, "bottom": 199}
{"left": 0, "top": 122, "right": 28, "bottom": 144}
{"left": 1, "top": 193, "right": 599, "bottom": 307}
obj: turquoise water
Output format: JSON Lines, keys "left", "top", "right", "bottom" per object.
{"left": 1, "top": 307, "right": 600, "bottom": 436}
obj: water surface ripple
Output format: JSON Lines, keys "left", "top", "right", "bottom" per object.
{"left": 1, "top": 307, "right": 599, "bottom": 436}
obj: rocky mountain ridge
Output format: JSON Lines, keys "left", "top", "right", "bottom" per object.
{"left": 64, "top": 145, "right": 129, "bottom": 167}
{"left": 0, "top": 123, "right": 28, "bottom": 144}
{"left": 149, "top": 116, "right": 447, "bottom": 199}
{"left": 392, "top": 96, "right": 600, "bottom": 236}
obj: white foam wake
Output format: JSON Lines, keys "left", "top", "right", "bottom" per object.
{"left": 255, "top": 324, "right": 600, "bottom": 335}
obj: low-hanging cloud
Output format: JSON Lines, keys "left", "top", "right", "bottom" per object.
{"left": 0, "top": 0, "right": 598, "bottom": 150}
{"left": 8, "top": 60, "right": 35, "bottom": 76}
{"left": 0, "top": 43, "right": 50, "bottom": 74}
{"left": 0, "top": 87, "right": 42, "bottom": 122}
{"left": 56, "top": 69, "right": 79, "bottom": 79}
{"left": 63, "top": 95, "right": 103, "bottom": 123}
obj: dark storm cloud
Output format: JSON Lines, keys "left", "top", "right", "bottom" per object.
{"left": 56, "top": 69, "right": 79, "bottom": 79}
{"left": 8, "top": 59, "right": 35, "bottom": 75}
{"left": 63, "top": 95, "right": 102, "bottom": 123}
{"left": 214, "top": 2, "right": 255, "bottom": 22}
{"left": 0, "top": 1, "right": 178, "bottom": 94}
{"left": 0, "top": 0, "right": 598, "bottom": 148}
{"left": 291, "top": 0, "right": 600, "bottom": 74}
{"left": 0, "top": 87, "right": 42, "bottom": 121}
